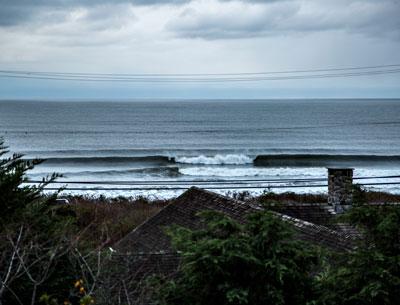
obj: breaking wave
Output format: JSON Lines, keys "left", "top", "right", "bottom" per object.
{"left": 253, "top": 154, "right": 400, "bottom": 167}
{"left": 37, "top": 156, "right": 174, "bottom": 165}
{"left": 29, "top": 167, "right": 181, "bottom": 178}
{"left": 175, "top": 154, "right": 253, "bottom": 165}
{"left": 29, "top": 153, "right": 400, "bottom": 168}
{"left": 179, "top": 167, "right": 326, "bottom": 177}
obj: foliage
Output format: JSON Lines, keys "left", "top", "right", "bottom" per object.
{"left": 2, "top": 135, "right": 400, "bottom": 305}
{"left": 152, "top": 210, "right": 320, "bottom": 305}
{"left": 0, "top": 139, "right": 61, "bottom": 228}
{"left": 39, "top": 279, "right": 95, "bottom": 305}
{"left": 315, "top": 186, "right": 400, "bottom": 305}
{"left": 70, "top": 196, "right": 167, "bottom": 249}
{"left": 0, "top": 138, "right": 164, "bottom": 305}
{"left": 152, "top": 186, "right": 400, "bottom": 305}
{"left": 345, "top": 186, "right": 400, "bottom": 255}
{"left": 0, "top": 138, "right": 76, "bottom": 305}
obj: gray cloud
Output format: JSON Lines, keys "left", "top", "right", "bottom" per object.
{"left": 0, "top": 0, "right": 291, "bottom": 27}
{"left": 167, "top": 0, "right": 400, "bottom": 40}
{"left": 1, "top": 0, "right": 399, "bottom": 47}
{"left": 0, "top": 0, "right": 296, "bottom": 29}
{"left": 0, "top": 0, "right": 399, "bottom": 99}
{"left": 0, "top": 0, "right": 188, "bottom": 26}
{"left": 167, "top": 1, "right": 297, "bottom": 39}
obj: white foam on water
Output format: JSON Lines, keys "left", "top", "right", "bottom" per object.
{"left": 179, "top": 166, "right": 326, "bottom": 178}
{"left": 175, "top": 154, "right": 253, "bottom": 165}
{"left": 53, "top": 186, "right": 328, "bottom": 200}
{"left": 55, "top": 189, "right": 185, "bottom": 200}
{"left": 40, "top": 166, "right": 400, "bottom": 199}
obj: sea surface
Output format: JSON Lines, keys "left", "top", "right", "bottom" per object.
{"left": 1, "top": 99, "right": 400, "bottom": 198}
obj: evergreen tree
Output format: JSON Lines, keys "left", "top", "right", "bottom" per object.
{"left": 0, "top": 138, "right": 75, "bottom": 305}
{"left": 152, "top": 210, "right": 320, "bottom": 305}
{"left": 0, "top": 138, "right": 59, "bottom": 228}
{"left": 316, "top": 187, "right": 400, "bottom": 305}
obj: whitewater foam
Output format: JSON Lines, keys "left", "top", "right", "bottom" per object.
{"left": 175, "top": 154, "right": 253, "bottom": 165}
{"left": 179, "top": 167, "right": 326, "bottom": 178}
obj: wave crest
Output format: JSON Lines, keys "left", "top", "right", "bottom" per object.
{"left": 175, "top": 154, "right": 253, "bottom": 165}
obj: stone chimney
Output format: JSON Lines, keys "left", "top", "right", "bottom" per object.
{"left": 327, "top": 168, "right": 354, "bottom": 213}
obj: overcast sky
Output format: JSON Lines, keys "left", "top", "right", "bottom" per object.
{"left": 0, "top": 0, "right": 399, "bottom": 99}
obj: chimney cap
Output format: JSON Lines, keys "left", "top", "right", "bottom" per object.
{"left": 327, "top": 167, "right": 354, "bottom": 170}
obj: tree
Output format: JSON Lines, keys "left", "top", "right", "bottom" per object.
{"left": 0, "top": 139, "right": 59, "bottom": 227}
{"left": 0, "top": 138, "right": 75, "bottom": 305}
{"left": 152, "top": 210, "right": 320, "bottom": 305}
{"left": 316, "top": 186, "right": 400, "bottom": 305}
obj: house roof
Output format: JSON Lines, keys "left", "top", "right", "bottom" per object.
{"left": 108, "top": 187, "right": 359, "bottom": 304}
{"left": 116, "top": 187, "right": 356, "bottom": 254}
{"left": 262, "top": 202, "right": 336, "bottom": 227}
{"left": 116, "top": 187, "right": 255, "bottom": 254}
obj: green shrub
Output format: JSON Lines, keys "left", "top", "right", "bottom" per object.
{"left": 0, "top": 138, "right": 76, "bottom": 305}
{"left": 315, "top": 187, "right": 400, "bottom": 305}
{"left": 152, "top": 210, "right": 320, "bottom": 305}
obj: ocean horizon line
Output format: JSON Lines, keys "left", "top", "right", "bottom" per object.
{"left": 1, "top": 97, "right": 400, "bottom": 103}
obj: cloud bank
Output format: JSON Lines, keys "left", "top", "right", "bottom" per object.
{"left": 0, "top": 0, "right": 399, "bottom": 98}
{"left": 1, "top": 0, "right": 399, "bottom": 41}
{"left": 167, "top": 0, "right": 400, "bottom": 40}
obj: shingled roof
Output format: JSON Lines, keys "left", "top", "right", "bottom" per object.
{"left": 107, "top": 187, "right": 359, "bottom": 304}
{"left": 116, "top": 187, "right": 356, "bottom": 254}
{"left": 263, "top": 202, "right": 335, "bottom": 227}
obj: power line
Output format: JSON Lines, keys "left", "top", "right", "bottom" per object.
{"left": 25, "top": 175, "right": 400, "bottom": 186}
{"left": 354, "top": 175, "right": 400, "bottom": 180}
{"left": 1, "top": 64, "right": 399, "bottom": 77}
{"left": 26, "top": 178, "right": 328, "bottom": 185}
{"left": 40, "top": 181, "right": 400, "bottom": 191}
{"left": 42, "top": 184, "right": 330, "bottom": 191}
{"left": 27, "top": 174, "right": 400, "bottom": 191}
{"left": 1, "top": 69, "right": 399, "bottom": 82}
{"left": 1, "top": 66, "right": 399, "bottom": 83}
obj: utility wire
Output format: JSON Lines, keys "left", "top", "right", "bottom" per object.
{"left": 26, "top": 178, "right": 328, "bottom": 185}
{"left": 354, "top": 175, "right": 400, "bottom": 180}
{"left": 1, "top": 69, "right": 399, "bottom": 82}
{"left": 1, "top": 63, "right": 399, "bottom": 77}
{"left": 30, "top": 174, "right": 400, "bottom": 191}
{"left": 1, "top": 67, "right": 399, "bottom": 83}
{"left": 43, "top": 184, "right": 330, "bottom": 191}
{"left": 41, "top": 181, "right": 400, "bottom": 191}
{"left": 25, "top": 175, "right": 400, "bottom": 185}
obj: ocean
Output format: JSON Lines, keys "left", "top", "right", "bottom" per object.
{"left": 1, "top": 99, "right": 400, "bottom": 198}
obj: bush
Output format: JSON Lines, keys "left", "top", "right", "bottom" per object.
{"left": 0, "top": 139, "right": 165, "bottom": 305}
{"left": 152, "top": 210, "right": 320, "bottom": 305}
{"left": 0, "top": 138, "right": 76, "bottom": 305}
{"left": 315, "top": 187, "right": 400, "bottom": 305}
{"left": 0, "top": 139, "right": 60, "bottom": 227}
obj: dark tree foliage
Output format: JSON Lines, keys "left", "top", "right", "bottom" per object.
{"left": 0, "top": 139, "right": 77, "bottom": 305}
{"left": 0, "top": 138, "right": 60, "bottom": 228}
{"left": 316, "top": 186, "right": 400, "bottom": 305}
{"left": 152, "top": 210, "right": 320, "bottom": 305}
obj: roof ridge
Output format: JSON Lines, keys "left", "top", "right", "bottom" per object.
{"left": 116, "top": 187, "right": 357, "bottom": 253}
{"left": 275, "top": 211, "right": 354, "bottom": 240}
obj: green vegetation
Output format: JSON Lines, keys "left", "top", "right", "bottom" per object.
{"left": 68, "top": 195, "right": 167, "bottom": 249}
{"left": 0, "top": 139, "right": 76, "bottom": 304}
{"left": 0, "top": 139, "right": 165, "bottom": 305}
{"left": 151, "top": 186, "right": 400, "bottom": 305}
{"left": 152, "top": 210, "right": 319, "bottom": 305}
{"left": 1, "top": 138, "right": 399, "bottom": 305}
{"left": 314, "top": 187, "right": 400, "bottom": 305}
